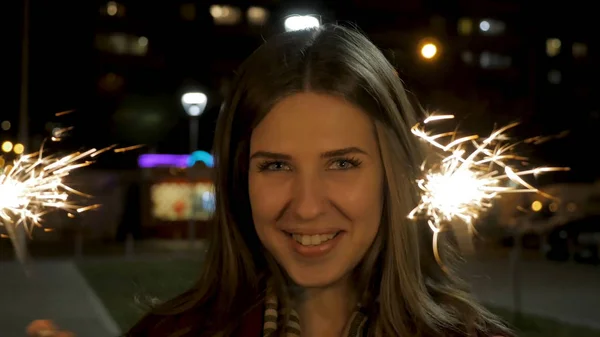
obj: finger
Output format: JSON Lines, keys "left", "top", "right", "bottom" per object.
{"left": 26, "top": 320, "right": 57, "bottom": 335}
{"left": 28, "top": 329, "right": 74, "bottom": 337}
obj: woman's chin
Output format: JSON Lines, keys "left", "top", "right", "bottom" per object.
{"left": 286, "top": 268, "right": 347, "bottom": 289}
{"left": 291, "top": 277, "right": 335, "bottom": 289}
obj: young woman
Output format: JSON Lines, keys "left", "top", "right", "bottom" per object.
{"left": 29, "top": 24, "right": 512, "bottom": 337}
{"left": 127, "top": 24, "right": 512, "bottom": 337}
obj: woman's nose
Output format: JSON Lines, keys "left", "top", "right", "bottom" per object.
{"left": 290, "top": 171, "right": 327, "bottom": 221}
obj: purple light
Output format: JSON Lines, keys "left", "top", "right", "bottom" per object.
{"left": 138, "top": 154, "right": 190, "bottom": 168}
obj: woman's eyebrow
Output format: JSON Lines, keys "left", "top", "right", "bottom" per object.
{"left": 250, "top": 146, "right": 369, "bottom": 160}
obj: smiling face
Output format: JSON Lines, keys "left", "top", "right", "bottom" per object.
{"left": 248, "top": 92, "right": 384, "bottom": 288}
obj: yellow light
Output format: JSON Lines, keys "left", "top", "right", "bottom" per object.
{"left": 421, "top": 43, "right": 438, "bottom": 59}
{"left": 531, "top": 200, "right": 543, "bottom": 212}
{"left": 1, "top": 141, "right": 13, "bottom": 153}
{"left": 107, "top": 1, "right": 118, "bottom": 16}
{"left": 13, "top": 143, "right": 24, "bottom": 155}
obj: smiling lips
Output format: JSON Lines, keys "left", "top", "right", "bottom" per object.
{"left": 291, "top": 232, "right": 339, "bottom": 246}
{"left": 283, "top": 230, "right": 344, "bottom": 258}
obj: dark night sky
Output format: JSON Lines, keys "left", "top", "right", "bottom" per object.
{"left": 3, "top": 1, "right": 599, "bottom": 180}
{"left": 5, "top": 1, "right": 94, "bottom": 135}
{"left": 5, "top": 1, "right": 22, "bottom": 135}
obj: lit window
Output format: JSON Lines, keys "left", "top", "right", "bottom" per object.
{"left": 131, "top": 36, "right": 149, "bottom": 55}
{"left": 479, "top": 51, "right": 511, "bottom": 69}
{"left": 478, "top": 19, "right": 505, "bottom": 35}
{"left": 180, "top": 3, "right": 196, "bottom": 21}
{"left": 458, "top": 18, "right": 473, "bottom": 35}
{"left": 547, "top": 69, "right": 561, "bottom": 84}
{"left": 95, "top": 34, "right": 149, "bottom": 56}
{"left": 546, "top": 38, "right": 561, "bottom": 57}
{"left": 107, "top": 34, "right": 127, "bottom": 54}
{"left": 247, "top": 6, "right": 268, "bottom": 25}
{"left": 104, "top": 1, "right": 125, "bottom": 17}
{"left": 209, "top": 5, "right": 242, "bottom": 25}
{"left": 98, "top": 73, "right": 125, "bottom": 92}
{"left": 1, "top": 121, "right": 10, "bottom": 131}
{"left": 572, "top": 42, "right": 588, "bottom": 58}
{"left": 461, "top": 51, "right": 474, "bottom": 64}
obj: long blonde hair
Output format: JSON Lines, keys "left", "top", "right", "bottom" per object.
{"left": 127, "top": 24, "right": 513, "bottom": 337}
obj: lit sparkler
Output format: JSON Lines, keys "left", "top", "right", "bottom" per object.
{"left": 0, "top": 140, "right": 141, "bottom": 263}
{"left": 408, "top": 115, "right": 569, "bottom": 264}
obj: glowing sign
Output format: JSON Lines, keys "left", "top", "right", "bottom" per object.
{"left": 187, "top": 151, "right": 214, "bottom": 168}
{"left": 138, "top": 151, "right": 214, "bottom": 168}
{"left": 151, "top": 182, "right": 215, "bottom": 220}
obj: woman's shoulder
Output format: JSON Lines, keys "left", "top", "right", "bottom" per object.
{"left": 233, "top": 300, "right": 265, "bottom": 337}
{"left": 125, "top": 312, "right": 195, "bottom": 336}
{"left": 125, "top": 298, "right": 265, "bottom": 337}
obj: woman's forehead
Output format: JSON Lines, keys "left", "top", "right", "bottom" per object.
{"left": 250, "top": 93, "right": 377, "bottom": 153}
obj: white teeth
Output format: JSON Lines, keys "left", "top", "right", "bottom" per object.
{"left": 292, "top": 233, "right": 338, "bottom": 246}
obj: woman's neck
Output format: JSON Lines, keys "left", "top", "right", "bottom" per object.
{"left": 294, "top": 279, "right": 357, "bottom": 337}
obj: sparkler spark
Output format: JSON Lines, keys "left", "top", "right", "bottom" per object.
{"left": 0, "top": 141, "right": 143, "bottom": 263}
{"left": 408, "top": 115, "right": 569, "bottom": 264}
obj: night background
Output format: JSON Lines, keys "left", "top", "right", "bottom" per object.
{"left": 1, "top": 1, "right": 599, "bottom": 337}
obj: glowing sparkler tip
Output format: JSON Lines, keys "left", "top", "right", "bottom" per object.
{"left": 0, "top": 145, "right": 117, "bottom": 238}
{"left": 410, "top": 115, "right": 569, "bottom": 267}
{"left": 411, "top": 116, "right": 569, "bottom": 232}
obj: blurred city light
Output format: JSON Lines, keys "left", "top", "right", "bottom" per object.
{"left": 139, "top": 154, "right": 186, "bottom": 168}
{"left": 1, "top": 141, "right": 13, "bottom": 153}
{"left": 13, "top": 143, "right": 24, "bottom": 155}
{"left": 1, "top": 121, "right": 10, "bottom": 131}
{"left": 106, "top": 1, "right": 118, "bottom": 16}
{"left": 546, "top": 38, "right": 562, "bottom": 57}
{"left": 210, "top": 4, "right": 242, "bottom": 25}
{"left": 181, "top": 92, "right": 206, "bottom": 105}
{"left": 457, "top": 17, "right": 473, "bottom": 35}
{"left": 138, "top": 151, "right": 214, "bottom": 169}
{"left": 284, "top": 15, "right": 320, "bottom": 32}
{"left": 137, "top": 36, "right": 148, "bottom": 47}
{"left": 420, "top": 43, "right": 438, "bottom": 59}
{"left": 181, "top": 92, "right": 207, "bottom": 117}
{"left": 478, "top": 19, "right": 505, "bottom": 35}
{"left": 572, "top": 42, "right": 588, "bottom": 58}
{"left": 531, "top": 200, "right": 543, "bottom": 212}
{"left": 247, "top": 6, "right": 268, "bottom": 25}
{"left": 479, "top": 20, "right": 490, "bottom": 32}
{"left": 187, "top": 151, "right": 214, "bottom": 167}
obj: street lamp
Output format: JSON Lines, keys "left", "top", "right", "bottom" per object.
{"left": 181, "top": 91, "right": 208, "bottom": 155}
{"left": 420, "top": 43, "right": 438, "bottom": 59}
{"left": 181, "top": 92, "right": 207, "bottom": 116}
{"left": 284, "top": 15, "right": 320, "bottom": 32}
{"left": 418, "top": 38, "right": 441, "bottom": 61}
{"left": 181, "top": 91, "right": 207, "bottom": 248}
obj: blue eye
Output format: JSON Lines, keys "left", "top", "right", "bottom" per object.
{"left": 328, "top": 157, "right": 362, "bottom": 170}
{"left": 257, "top": 161, "right": 291, "bottom": 172}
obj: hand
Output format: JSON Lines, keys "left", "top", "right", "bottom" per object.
{"left": 26, "top": 320, "right": 75, "bottom": 337}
